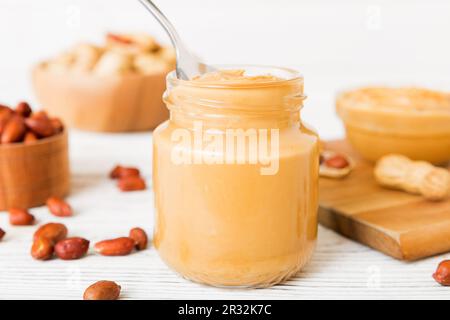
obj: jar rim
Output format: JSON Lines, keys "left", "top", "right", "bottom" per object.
{"left": 166, "top": 65, "right": 303, "bottom": 89}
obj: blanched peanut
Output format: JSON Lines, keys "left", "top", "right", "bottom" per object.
{"left": 106, "top": 33, "right": 160, "bottom": 53}
{"left": 134, "top": 53, "right": 169, "bottom": 75}
{"left": 71, "top": 43, "right": 103, "bottom": 73}
{"left": 93, "top": 51, "right": 134, "bottom": 76}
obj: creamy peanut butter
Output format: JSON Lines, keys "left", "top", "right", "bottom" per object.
{"left": 339, "top": 87, "right": 450, "bottom": 112}
{"left": 337, "top": 87, "right": 450, "bottom": 164}
{"left": 191, "top": 69, "right": 284, "bottom": 84}
{"left": 153, "top": 67, "right": 319, "bottom": 287}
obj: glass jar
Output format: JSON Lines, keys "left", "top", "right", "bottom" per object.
{"left": 152, "top": 66, "right": 319, "bottom": 288}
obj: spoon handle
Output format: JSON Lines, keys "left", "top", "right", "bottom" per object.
{"left": 138, "top": 0, "right": 182, "bottom": 48}
{"left": 138, "top": 0, "right": 215, "bottom": 79}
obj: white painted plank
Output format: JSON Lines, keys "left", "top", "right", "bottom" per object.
{"left": 0, "top": 131, "right": 448, "bottom": 300}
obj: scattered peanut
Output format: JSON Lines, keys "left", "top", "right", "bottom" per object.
{"left": 433, "top": 260, "right": 450, "bottom": 286}
{"left": 319, "top": 154, "right": 325, "bottom": 165}
{"left": 55, "top": 237, "right": 90, "bottom": 260}
{"left": 110, "top": 165, "right": 140, "bottom": 179}
{"left": 46, "top": 197, "right": 73, "bottom": 217}
{"left": 0, "top": 228, "right": 5, "bottom": 241}
{"left": 325, "top": 155, "right": 350, "bottom": 169}
{"left": 110, "top": 165, "right": 146, "bottom": 192}
{"left": 129, "top": 228, "right": 148, "bottom": 250}
{"left": 320, "top": 151, "right": 353, "bottom": 179}
{"left": 118, "top": 176, "right": 147, "bottom": 192}
{"left": 33, "top": 223, "right": 68, "bottom": 244}
{"left": 94, "top": 237, "right": 135, "bottom": 256}
{"left": 9, "top": 208, "right": 35, "bottom": 226}
{"left": 375, "top": 154, "right": 450, "bottom": 201}
{"left": 31, "top": 237, "right": 54, "bottom": 260}
{"left": 83, "top": 280, "right": 121, "bottom": 300}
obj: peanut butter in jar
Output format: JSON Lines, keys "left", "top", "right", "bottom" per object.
{"left": 152, "top": 66, "right": 319, "bottom": 287}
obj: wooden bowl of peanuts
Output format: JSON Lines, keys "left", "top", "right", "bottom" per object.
{"left": 32, "top": 33, "right": 174, "bottom": 133}
{"left": 0, "top": 102, "right": 70, "bottom": 210}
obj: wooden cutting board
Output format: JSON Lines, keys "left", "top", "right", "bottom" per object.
{"left": 319, "top": 140, "right": 450, "bottom": 261}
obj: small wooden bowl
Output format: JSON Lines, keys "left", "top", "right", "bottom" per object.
{"left": 32, "top": 65, "right": 169, "bottom": 133}
{"left": 0, "top": 131, "right": 70, "bottom": 210}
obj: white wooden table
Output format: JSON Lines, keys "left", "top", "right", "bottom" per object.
{"left": 0, "top": 131, "right": 448, "bottom": 300}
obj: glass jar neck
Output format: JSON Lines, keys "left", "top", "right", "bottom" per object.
{"left": 164, "top": 67, "right": 305, "bottom": 130}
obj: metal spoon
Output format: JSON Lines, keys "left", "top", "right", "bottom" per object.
{"left": 138, "top": 0, "right": 215, "bottom": 80}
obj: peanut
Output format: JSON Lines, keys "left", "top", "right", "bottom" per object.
{"left": 109, "top": 165, "right": 140, "bottom": 179}
{"left": 0, "top": 228, "right": 5, "bottom": 241}
{"left": 0, "top": 103, "right": 63, "bottom": 144}
{"left": 46, "top": 197, "right": 73, "bottom": 217}
{"left": 433, "top": 260, "right": 450, "bottom": 286}
{"left": 0, "top": 104, "right": 11, "bottom": 113}
{"left": 93, "top": 51, "right": 133, "bottom": 76}
{"left": 83, "top": 280, "right": 121, "bottom": 300}
{"left": 375, "top": 154, "right": 450, "bottom": 201}
{"left": 0, "top": 105, "right": 13, "bottom": 120}
{"left": 325, "top": 155, "right": 350, "bottom": 169}
{"left": 129, "top": 227, "right": 148, "bottom": 250}
{"left": 31, "top": 237, "right": 54, "bottom": 260}
{"left": 70, "top": 43, "right": 103, "bottom": 73}
{"left": 55, "top": 237, "right": 90, "bottom": 260}
{"left": 134, "top": 53, "right": 169, "bottom": 74}
{"left": 33, "top": 110, "right": 49, "bottom": 119}
{"left": 33, "top": 223, "right": 68, "bottom": 244}
{"left": 117, "top": 176, "right": 147, "bottom": 192}
{"left": 24, "top": 131, "right": 38, "bottom": 143}
{"left": 1, "top": 115, "right": 26, "bottom": 144}
{"left": 320, "top": 151, "right": 353, "bottom": 179}
{"left": 0, "top": 109, "right": 12, "bottom": 136}
{"left": 51, "top": 118, "right": 64, "bottom": 134}
{"left": 25, "top": 114, "right": 55, "bottom": 138}
{"left": 94, "top": 237, "right": 135, "bottom": 256}
{"left": 106, "top": 33, "right": 160, "bottom": 53}
{"left": 15, "top": 102, "right": 32, "bottom": 118}
{"left": 9, "top": 208, "right": 35, "bottom": 226}
{"left": 319, "top": 154, "right": 325, "bottom": 165}
{"left": 107, "top": 33, "right": 134, "bottom": 45}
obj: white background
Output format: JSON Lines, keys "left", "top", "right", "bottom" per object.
{"left": 1, "top": 0, "right": 450, "bottom": 139}
{"left": 1, "top": 0, "right": 450, "bottom": 300}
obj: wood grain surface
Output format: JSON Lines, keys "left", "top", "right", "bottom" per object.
{"left": 319, "top": 140, "right": 450, "bottom": 261}
{"left": 0, "top": 131, "right": 69, "bottom": 210}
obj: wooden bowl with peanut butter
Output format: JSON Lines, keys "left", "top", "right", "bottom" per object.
{"left": 337, "top": 87, "right": 450, "bottom": 164}
{"left": 32, "top": 33, "right": 174, "bottom": 133}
